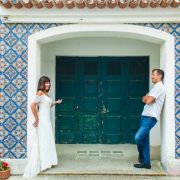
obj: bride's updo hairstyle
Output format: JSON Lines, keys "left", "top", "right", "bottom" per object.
{"left": 37, "top": 76, "right": 51, "bottom": 93}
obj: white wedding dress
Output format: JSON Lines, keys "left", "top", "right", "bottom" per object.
{"left": 23, "top": 95, "right": 58, "bottom": 178}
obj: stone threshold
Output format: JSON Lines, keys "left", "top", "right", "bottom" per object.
{"left": 40, "top": 172, "right": 166, "bottom": 176}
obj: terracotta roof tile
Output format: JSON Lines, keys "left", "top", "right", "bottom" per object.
{"left": 0, "top": 0, "right": 179, "bottom": 9}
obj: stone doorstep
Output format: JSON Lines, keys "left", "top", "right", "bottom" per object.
{"left": 39, "top": 158, "right": 166, "bottom": 176}
{"left": 6, "top": 158, "right": 166, "bottom": 176}
{"left": 39, "top": 166, "right": 166, "bottom": 176}
{"left": 39, "top": 172, "right": 166, "bottom": 176}
{"left": 7, "top": 145, "right": 165, "bottom": 175}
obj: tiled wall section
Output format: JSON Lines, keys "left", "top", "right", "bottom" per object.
{"left": 0, "top": 22, "right": 180, "bottom": 159}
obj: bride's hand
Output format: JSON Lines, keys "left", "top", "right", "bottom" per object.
{"left": 56, "top": 99, "right": 62, "bottom": 104}
{"left": 33, "top": 119, "right": 39, "bottom": 127}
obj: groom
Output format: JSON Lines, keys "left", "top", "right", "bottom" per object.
{"left": 134, "top": 69, "right": 165, "bottom": 169}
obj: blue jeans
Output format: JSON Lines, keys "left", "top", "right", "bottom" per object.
{"left": 135, "top": 116, "right": 157, "bottom": 165}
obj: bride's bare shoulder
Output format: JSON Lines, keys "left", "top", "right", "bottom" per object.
{"left": 36, "top": 91, "right": 44, "bottom": 96}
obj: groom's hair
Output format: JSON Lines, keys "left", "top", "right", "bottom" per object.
{"left": 37, "top": 76, "right": 51, "bottom": 92}
{"left": 152, "top": 69, "right": 164, "bottom": 80}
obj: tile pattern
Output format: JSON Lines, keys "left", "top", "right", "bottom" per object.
{"left": 0, "top": 22, "right": 179, "bottom": 158}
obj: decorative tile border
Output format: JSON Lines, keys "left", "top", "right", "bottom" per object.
{"left": 0, "top": 22, "right": 179, "bottom": 158}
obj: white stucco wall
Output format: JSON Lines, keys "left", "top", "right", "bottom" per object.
{"left": 1, "top": 7, "right": 180, "bottom": 23}
{"left": 40, "top": 37, "right": 160, "bottom": 146}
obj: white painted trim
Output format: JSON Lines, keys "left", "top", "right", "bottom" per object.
{"left": 2, "top": 16, "right": 180, "bottom": 23}
{"left": 0, "top": 7, "right": 180, "bottom": 23}
{"left": 26, "top": 24, "right": 177, "bottom": 174}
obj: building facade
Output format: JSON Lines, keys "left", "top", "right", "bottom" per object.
{"left": 0, "top": 0, "right": 180, "bottom": 175}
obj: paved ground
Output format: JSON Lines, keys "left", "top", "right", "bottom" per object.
{"left": 10, "top": 144, "right": 180, "bottom": 179}
{"left": 40, "top": 144, "right": 164, "bottom": 176}
{"left": 9, "top": 175, "right": 180, "bottom": 180}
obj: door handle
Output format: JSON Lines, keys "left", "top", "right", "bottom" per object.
{"left": 102, "top": 104, "right": 106, "bottom": 114}
{"left": 101, "top": 104, "right": 109, "bottom": 114}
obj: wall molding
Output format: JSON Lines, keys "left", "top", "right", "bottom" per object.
{"left": 1, "top": 7, "right": 180, "bottom": 23}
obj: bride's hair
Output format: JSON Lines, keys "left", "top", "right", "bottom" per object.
{"left": 37, "top": 76, "right": 51, "bottom": 92}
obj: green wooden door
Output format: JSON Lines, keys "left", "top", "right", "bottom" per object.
{"left": 56, "top": 57, "right": 101, "bottom": 143}
{"left": 55, "top": 56, "right": 149, "bottom": 144}
{"left": 55, "top": 57, "right": 78, "bottom": 143}
{"left": 101, "top": 57, "right": 149, "bottom": 143}
{"left": 79, "top": 58, "right": 101, "bottom": 143}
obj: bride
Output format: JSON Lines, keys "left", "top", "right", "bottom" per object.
{"left": 23, "top": 76, "right": 62, "bottom": 178}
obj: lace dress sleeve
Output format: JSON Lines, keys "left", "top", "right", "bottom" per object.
{"left": 33, "top": 95, "right": 43, "bottom": 103}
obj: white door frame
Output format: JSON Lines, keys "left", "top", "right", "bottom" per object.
{"left": 27, "top": 24, "right": 178, "bottom": 174}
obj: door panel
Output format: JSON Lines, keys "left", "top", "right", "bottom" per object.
{"left": 56, "top": 56, "right": 149, "bottom": 144}
{"left": 107, "top": 80, "right": 122, "bottom": 95}
{"left": 81, "top": 58, "right": 101, "bottom": 143}
{"left": 106, "top": 98, "right": 122, "bottom": 113}
{"left": 125, "top": 58, "right": 149, "bottom": 142}
{"left": 101, "top": 58, "right": 124, "bottom": 143}
{"left": 56, "top": 57, "right": 78, "bottom": 143}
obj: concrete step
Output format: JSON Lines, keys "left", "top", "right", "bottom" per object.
{"left": 39, "top": 144, "right": 165, "bottom": 176}
{"left": 9, "top": 175, "right": 180, "bottom": 180}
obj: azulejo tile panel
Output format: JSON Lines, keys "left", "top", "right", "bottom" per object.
{"left": 0, "top": 22, "right": 180, "bottom": 159}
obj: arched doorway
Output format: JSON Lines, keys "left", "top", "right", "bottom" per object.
{"left": 27, "top": 24, "right": 175, "bottom": 173}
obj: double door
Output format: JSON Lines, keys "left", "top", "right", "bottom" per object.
{"left": 55, "top": 56, "right": 149, "bottom": 144}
